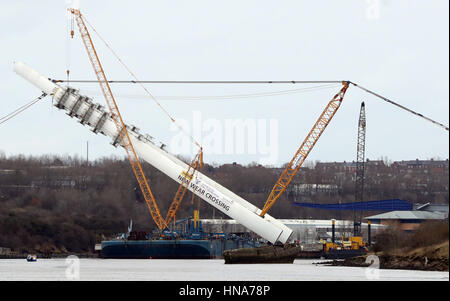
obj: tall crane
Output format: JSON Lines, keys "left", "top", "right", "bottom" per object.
{"left": 69, "top": 9, "right": 206, "bottom": 232}
{"left": 68, "top": 9, "right": 168, "bottom": 231}
{"left": 353, "top": 101, "right": 366, "bottom": 236}
{"left": 260, "top": 82, "right": 350, "bottom": 217}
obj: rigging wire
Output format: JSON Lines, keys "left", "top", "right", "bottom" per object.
{"left": 51, "top": 27, "right": 449, "bottom": 133}
{"left": 77, "top": 83, "right": 341, "bottom": 101}
{"left": 51, "top": 79, "right": 345, "bottom": 84}
{"left": 50, "top": 77, "right": 449, "bottom": 131}
{"left": 0, "top": 93, "right": 47, "bottom": 125}
{"left": 349, "top": 81, "right": 449, "bottom": 131}
{"left": 48, "top": 77, "right": 450, "bottom": 131}
{"left": 81, "top": 14, "right": 203, "bottom": 149}
{"left": 66, "top": 9, "right": 73, "bottom": 87}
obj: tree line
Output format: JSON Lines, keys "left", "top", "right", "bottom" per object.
{"left": 0, "top": 153, "right": 448, "bottom": 254}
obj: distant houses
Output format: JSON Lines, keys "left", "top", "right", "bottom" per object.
{"left": 392, "top": 159, "right": 449, "bottom": 174}
{"left": 288, "top": 158, "right": 448, "bottom": 198}
{"left": 315, "top": 158, "right": 449, "bottom": 175}
{"left": 315, "top": 159, "right": 386, "bottom": 174}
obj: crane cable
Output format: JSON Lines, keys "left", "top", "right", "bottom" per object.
{"left": 81, "top": 15, "right": 203, "bottom": 150}
{"left": 349, "top": 81, "right": 449, "bottom": 131}
{"left": 50, "top": 77, "right": 448, "bottom": 132}
{"left": 66, "top": 9, "right": 74, "bottom": 87}
{"left": 57, "top": 18, "right": 449, "bottom": 134}
{"left": 0, "top": 93, "right": 47, "bottom": 125}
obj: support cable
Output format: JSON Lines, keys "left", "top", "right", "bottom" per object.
{"left": 349, "top": 82, "right": 448, "bottom": 131}
{"left": 49, "top": 80, "right": 449, "bottom": 131}
{"left": 77, "top": 83, "right": 340, "bottom": 101}
{"left": 0, "top": 93, "right": 47, "bottom": 125}
{"left": 51, "top": 79, "right": 345, "bottom": 84}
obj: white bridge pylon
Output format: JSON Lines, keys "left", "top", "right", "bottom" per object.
{"left": 14, "top": 61, "right": 293, "bottom": 244}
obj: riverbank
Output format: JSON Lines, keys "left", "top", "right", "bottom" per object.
{"left": 0, "top": 253, "right": 98, "bottom": 259}
{"left": 324, "top": 241, "right": 449, "bottom": 272}
{"left": 327, "top": 254, "right": 448, "bottom": 271}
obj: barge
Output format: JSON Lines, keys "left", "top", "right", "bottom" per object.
{"left": 99, "top": 217, "right": 262, "bottom": 259}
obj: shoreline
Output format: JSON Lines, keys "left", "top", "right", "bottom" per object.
{"left": 0, "top": 253, "right": 99, "bottom": 259}
{"left": 319, "top": 254, "right": 449, "bottom": 272}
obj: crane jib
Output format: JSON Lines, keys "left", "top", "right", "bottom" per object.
{"left": 260, "top": 83, "right": 349, "bottom": 217}
{"left": 14, "top": 60, "right": 294, "bottom": 243}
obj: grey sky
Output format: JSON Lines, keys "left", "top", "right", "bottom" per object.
{"left": 1, "top": 0, "right": 449, "bottom": 166}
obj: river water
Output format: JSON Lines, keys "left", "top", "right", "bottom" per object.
{"left": 0, "top": 258, "right": 447, "bottom": 281}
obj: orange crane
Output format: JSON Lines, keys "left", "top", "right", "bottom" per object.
{"left": 260, "top": 82, "right": 350, "bottom": 217}
{"left": 69, "top": 9, "right": 169, "bottom": 231}
{"left": 68, "top": 8, "right": 349, "bottom": 230}
{"left": 69, "top": 8, "right": 204, "bottom": 231}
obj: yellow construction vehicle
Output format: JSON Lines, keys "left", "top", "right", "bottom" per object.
{"left": 322, "top": 219, "right": 368, "bottom": 259}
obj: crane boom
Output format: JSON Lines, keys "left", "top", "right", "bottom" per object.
{"left": 165, "top": 148, "right": 203, "bottom": 226}
{"left": 260, "top": 82, "right": 349, "bottom": 217}
{"left": 353, "top": 101, "right": 366, "bottom": 236}
{"left": 355, "top": 101, "right": 366, "bottom": 204}
{"left": 69, "top": 9, "right": 167, "bottom": 230}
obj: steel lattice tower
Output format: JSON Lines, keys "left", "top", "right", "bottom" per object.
{"left": 354, "top": 102, "right": 366, "bottom": 236}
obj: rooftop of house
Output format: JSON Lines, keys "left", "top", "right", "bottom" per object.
{"left": 364, "top": 210, "right": 447, "bottom": 221}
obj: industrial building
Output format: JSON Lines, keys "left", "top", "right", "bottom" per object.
{"left": 364, "top": 210, "right": 447, "bottom": 231}
{"left": 200, "top": 219, "right": 385, "bottom": 245}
